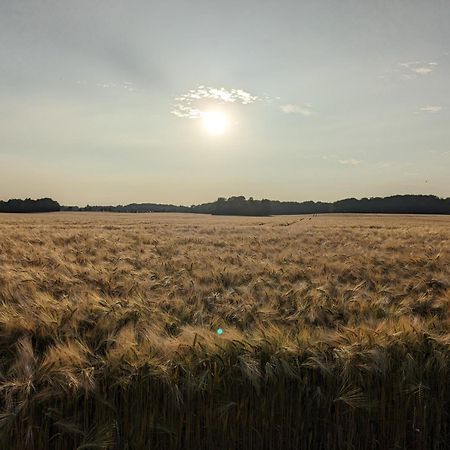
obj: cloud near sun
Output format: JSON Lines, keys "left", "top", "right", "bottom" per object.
{"left": 170, "top": 86, "right": 317, "bottom": 124}
{"left": 171, "top": 86, "right": 267, "bottom": 119}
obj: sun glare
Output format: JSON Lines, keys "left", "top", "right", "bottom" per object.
{"left": 202, "top": 111, "right": 229, "bottom": 135}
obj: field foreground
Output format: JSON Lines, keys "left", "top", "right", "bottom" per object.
{"left": 0, "top": 212, "right": 449, "bottom": 449}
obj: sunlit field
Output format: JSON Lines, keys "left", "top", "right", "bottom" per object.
{"left": 0, "top": 212, "right": 449, "bottom": 450}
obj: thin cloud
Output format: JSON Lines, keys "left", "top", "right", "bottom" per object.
{"left": 172, "top": 86, "right": 262, "bottom": 119}
{"left": 420, "top": 105, "right": 443, "bottom": 113}
{"left": 381, "top": 61, "right": 439, "bottom": 82}
{"left": 412, "top": 67, "right": 433, "bottom": 75}
{"left": 280, "top": 104, "right": 314, "bottom": 116}
{"left": 399, "top": 61, "right": 437, "bottom": 78}
{"left": 99, "top": 82, "right": 137, "bottom": 92}
{"left": 172, "top": 86, "right": 310, "bottom": 120}
{"left": 375, "top": 161, "right": 393, "bottom": 169}
{"left": 403, "top": 171, "right": 420, "bottom": 177}
{"left": 76, "top": 80, "right": 137, "bottom": 92}
{"left": 339, "top": 159, "right": 361, "bottom": 166}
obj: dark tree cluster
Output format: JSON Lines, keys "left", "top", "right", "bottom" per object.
{"left": 11, "top": 194, "right": 449, "bottom": 215}
{"left": 210, "top": 196, "right": 272, "bottom": 216}
{"left": 268, "top": 195, "right": 450, "bottom": 215}
{"left": 0, "top": 198, "right": 60, "bottom": 213}
{"left": 329, "top": 195, "right": 450, "bottom": 214}
{"left": 268, "top": 199, "right": 329, "bottom": 215}
{"left": 61, "top": 203, "right": 190, "bottom": 213}
{"left": 191, "top": 194, "right": 450, "bottom": 216}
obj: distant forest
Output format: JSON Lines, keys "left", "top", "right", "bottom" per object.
{"left": 60, "top": 194, "right": 450, "bottom": 215}
{"left": 2, "top": 195, "right": 449, "bottom": 215}
{"left": 0, "top": 198, "right": 60, "bottom": 213}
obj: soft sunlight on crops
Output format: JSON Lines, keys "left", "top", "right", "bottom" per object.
{"left": 0, "top": 212, "right": 449, "bottom": 449}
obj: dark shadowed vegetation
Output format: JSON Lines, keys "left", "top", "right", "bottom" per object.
{"left": 0, "top": 213, "right": 448, "bottom": 449}
{"left": 58, "top": 194, "right": 450, "bottom": 215}
{"left": 0, "top": 198, "right": 60, "bottom": 213}
{"left": 211, "top": 196, "right": 271, "bottom": 215}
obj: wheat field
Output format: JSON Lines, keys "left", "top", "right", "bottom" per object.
{"left": 0, "top": 212, "right": 449, "bottom": 449}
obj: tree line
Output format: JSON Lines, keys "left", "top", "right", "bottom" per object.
{"left": 63, "top": 203, "right": 191, "bottom": 213}
{"left": 2, "top": 195, "right": 449, "bottom": 215}
{"left": 268, "top": 194, "right": 450, "bottom": 215}
{"left": 64, "top": 194, "right": 450, "bottom": 215}
{"left": 0, "top": 198, "right": 60, "bottom": 213}
{"left": 195, "top": 195, "right": 450, "bottom": 215}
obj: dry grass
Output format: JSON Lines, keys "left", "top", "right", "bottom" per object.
{"left": 0, "top": 212, "right": 449, "bottom": 449}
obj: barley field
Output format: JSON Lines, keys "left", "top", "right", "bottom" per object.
{"left": 0, "top": 212, "right": 449, "bottom": 450}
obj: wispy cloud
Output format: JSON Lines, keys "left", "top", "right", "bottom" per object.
{"left": 419, "top": 105, "right": 443, "bottom": 113}
{"left": 76, "top": 80, "right": 137, "bottom": 92}
{"left": 381, "top": 61, "right": 439, "bottom": 82}
{"left": 280, "top": 103, "right": 315, "bottom": 116}
{"left": 374, "top": 161, "right": 393, "bottom": 169}
{"left": 403, "top": 171, "right": 420, "bottom": 177}
{"left": 399, "top": 61, "right": 438, "bottom": 79}
{"left": 339, "top": 159, "right": 361, "bottom": 166}
{"left": 171, "top": 86, "right": 263, "bottom": 119}
{"left": 172, "top": 86, "right": 315, "bottom": 120}
{"left": 100, "top": 81, "right": 136, "bottom": 91}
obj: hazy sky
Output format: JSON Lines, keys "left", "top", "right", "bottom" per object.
{"left": 1, "top": 0, "right": 449, "bottom": 205}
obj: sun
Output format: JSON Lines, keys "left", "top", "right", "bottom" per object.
{"left": 201, "top": 111, "right": 229, "bottom": 135}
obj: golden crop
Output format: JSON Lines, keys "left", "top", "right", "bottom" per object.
{"left": 0, "top": 212, "right": 449, "bottom": 449}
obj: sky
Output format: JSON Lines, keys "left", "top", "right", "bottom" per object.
{"left": 1, "top": 0, "right": 449, "bottom": 206}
